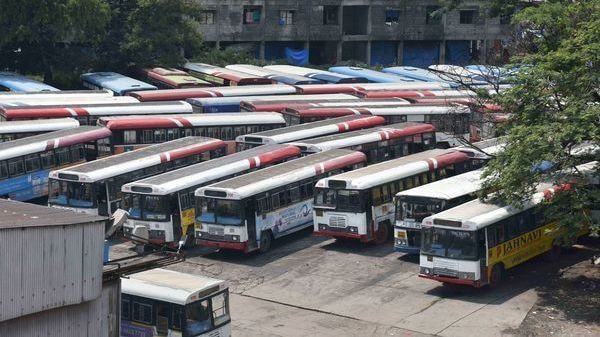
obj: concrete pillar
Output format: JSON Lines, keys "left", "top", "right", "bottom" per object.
{"left": 439, "top": 40, "right": 446, "bottom": 64}
{"left": 481, "top": 39, "right": 488, "bottom": 64}
{"left": 215, "top": 41, "right": 221, "bottom": 49}
{"left": 366, "top": 40, "right": 372, "bottom": 65}
{"left": 259, "top": 41, "right": 265, "bottom": 60}
{"left": 337, "top": 41, "right": 343, "bottom": 63}
{"left": 397, "top": 40, "right": 404, "bottom": 65}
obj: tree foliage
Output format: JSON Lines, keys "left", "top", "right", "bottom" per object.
{"left": 481, "top": 0, "right": 600, "bottom": 236}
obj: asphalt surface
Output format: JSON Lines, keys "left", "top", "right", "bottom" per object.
{"left": 110, "top": 229, "right": 595, "bottom": 337}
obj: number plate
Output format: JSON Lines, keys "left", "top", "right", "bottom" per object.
{"left": 396, "top": 230, "right": 407, "bottom": 239}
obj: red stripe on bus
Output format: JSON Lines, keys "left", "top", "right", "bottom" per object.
{"left": 255, "top": 145, "right": 301, "bottom": 167}
{"left": 172, "top": 117, "right": 193, "bottom": 128}
{"left": 317, "top": 152, "right": 367, "bottom": 173}
{"left": 337, "top": 116, "right": 385, "bottom": 132}
{"left": 52, "top": 127, "right": 112, "bottom": 149}
{"left": 166, "top": 140, "right": 226, "bottom": 161}
{"left": 380, "top": 123, "right": 437, "bottom": 140}
{"left": 159, "top": 153, "right": 168, "bottom": 163}
{"left": 4, "top": 107, "right": 73, "bottom": 119}
{"left": 72, "top": 107, "right": 89, "bottom": 116}
{"left": 104, "top": 118, "right": 181, "bottom": 130}
{"left": 127, "top": 89, "right": 220, "bottom": 101}
{"left": 432, "top": 151, "right": 471, "bottom": 169}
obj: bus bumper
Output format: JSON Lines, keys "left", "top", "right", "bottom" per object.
{"left": 418, "top": 273, "right": 481, "bottom": 287}
{"left": 394, "top": 245, "right": 420, "bottom": 254}
{"left": 313, "top": 230, "right": 369, "bottom": 242}
{"left": 197, "top": 239, "right": 248, "bottom": 252}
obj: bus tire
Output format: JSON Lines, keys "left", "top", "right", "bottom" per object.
{"left": 374, "top": 222, "right": 390, "bottom": 245}
{"left": 259, "top": 230, "right": 273, "bottom": 253}
{"left": 489, "top": 264, "right": 504, "bottom": 288}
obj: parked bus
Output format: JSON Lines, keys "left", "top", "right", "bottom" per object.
{"left": 140, "top": 67, "right": 212, "bottom": 89}
{"left": 0, "top": 118, "right": 80, "bottom": 142}
{"left": 355, "top": 89, "right": 475, "bottom": 99}
{"left": 383, "top": 66, "right": 457, "bottom": 85}
{"left": 98, "top": 112, "right": 286, "bottom": 153}
{"left": 312, "top": 149, "right": 485, "bottom": 243}
{"left": 183, "top": 62, "right": 273, "bottom": 86}
{"left": 428, "top": 65, "right": 488, "bottom": 86}
{"left": 188, "top": 93, "right": 357, "bottom": 113}
{"left": 127, "top": 84, "right": 296, "bottom": 102}
{"left": 80, "top": 72, "right": 157, "bottom": 95}
{"left": 394, "top": 169, "right": 484, "bottom": 254}
{"left": 121, "top": 144, "right": 301, "bottom": 246}
{"left": 418, "top": 161, "right": 597, "bottom": 287}
{"left": 194, "top": 149, "right": 367, "bottom": 253}
{"left": 282, "top": 105, "right": 471, "bottom": 147}
{"left": 288, "top": 122, "right": 437, "bottom": 163}
{"left": 295, "top": 82, "right": 452, "bottom": 95}
{"left": 121, "top": 268, "right": 231, "bottom": 337}
{"left": 0, "top": 89, "right": 112, "bottom": 100}
{"left": 48, "top": 137, "right": 226, "bottom": 216}
{"left": 0, "top": 101, "right": 193, "bottom": 124}
{"left": 248, "top": 98, "right": 410, "bottom": 113}
{"left": 0, "top": 126, "right": 112, "bottom": 201}
{"left": 238, "top": 94, "right": 362, "bottom": 113}
{"left": 0, "top": 95, "right": 138, "bottom": 108}
{"left": 329, "top": 66, "right": 421, "bottom": 83}
{"left": 0, "top": 72, "right": 59, "bottom": 92}
{"left": 264, "top": 65, "right": 368, "bottom": 84}
{"left": 226, "top": 64, "right": 323, "bottom": 85}
{"left": 236, "top": 115, "right": 386, "bottom": 150}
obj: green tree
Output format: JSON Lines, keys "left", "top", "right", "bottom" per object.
{"left": 0, "top": 0, "right": 110, "bottom": 85}
{"left": 120, "top": 0, "right": 204, "bottom": 68}
{"left": 480, "top": 1, "right": 600, "bottom": 237}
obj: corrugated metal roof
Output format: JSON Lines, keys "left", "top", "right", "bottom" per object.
{"left": 0, "top": 199, "right": 106, "bottom": 229}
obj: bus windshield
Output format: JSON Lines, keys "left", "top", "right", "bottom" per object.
{"left": 397, "top": 197, "right": 445, "bottom": 223}
{"left": 123, "top": 193, "right": 170, "bottom": 221}
{"left": 197, "top": 198, "right": 243, "bottom": 226}
{"left": 184, "top": 291, "right": 230, "bottom": 337}
{"left": 421, "top": 227, "right": 478, "bottom": 260}
{"left": 314, "top": 188, "right": 364, "bottom": 212}
{"left": 48, "top": 179, "right": 96, "bottom": 208}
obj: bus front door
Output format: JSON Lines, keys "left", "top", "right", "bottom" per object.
{"left": 246, "top": 203, "right": 258, "bottom": 251}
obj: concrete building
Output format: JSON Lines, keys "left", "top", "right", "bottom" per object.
{"left": 196, "top": 0, "right": 514, "bottom": 66}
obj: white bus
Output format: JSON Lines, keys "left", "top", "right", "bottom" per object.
{"left": 48, "top": 137, "right": 226, "bottom": 216}
{"left": 121, "top": 268, "right": 230, "bottom": 337}
{"left": 0, "top": 118, "right": 80, "bottom": 142}
{"left": 195, "top": 149, "right": 367, "bottom": 253}
{"left": 0, "top": 95, "right": 137, "bottom": 107}
{"left": 121, "top": 144, "right": 301, "bottom": 246}
{"left": 0, "top": 89, "right": 112, "bottom": 99}
{"left": 235, "top": 115, "right": 386, "bottom": 150}
{"left": 312, "top": 149, "right": 486, "bottom": 244}
{"left": 287, "top": 122, "right": 437, "bottom": 164}
{"left": 394, "top": 169, "right": 484, "bottom": 254}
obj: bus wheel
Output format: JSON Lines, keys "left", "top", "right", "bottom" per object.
{"left": 259, "top": 230, "right": 273, "bottom": 253}
{"left": 489, "top": 264, "right": 504, "bottom": 288}
{"left": 374, "top": 223, "right": 390, "bottom": 245}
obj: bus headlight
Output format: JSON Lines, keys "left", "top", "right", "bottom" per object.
{"left": 348, "top": 226, "right": 358, "bottom": 233}
{"left": 420, "top": 267, "right": 431, "bottom": 275}
{"left": 458, "top": 272, "right": 475, "bottom": 280}
{"left": 225, "top": 234, "right": 240, "bottom": 241}
{"left": 149, "top": 230, "right": 165, "bottom": 240}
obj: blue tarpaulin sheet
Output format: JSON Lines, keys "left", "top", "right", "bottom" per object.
{"left": 286, "top": 48, "right": 309, "bottom": 65}
{"left": 446, "top": 40, "right": 472, "bottom": 65}
{"left": 403, "top": 41, "right": 440, "bottom": 68}
{"left": 370, "top": 41, "right": 397, "bottom": 66}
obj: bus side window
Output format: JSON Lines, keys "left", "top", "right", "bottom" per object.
{"left": 290, "top": 186, "right": 301, "bottom": 203}
{"left": 132, "top": 301, "right": 153, "bottom": 324}
{"left": 8, "top": 157, "right": 24, "bottom": 176}
{"left": 121, "top": 299, "right": 131, "bottom": 320}
{"left": 257, "top": 196, "right": 269, "bottom": 215}
{"left": 172, "top": 305, "right": 183, "bottom": 330}
{"left": 0, "top": 161, "right": 8, "bottom": 179}
{"left": 487, "top": 226, "right": 497, "bottom": 247}
{"left": 372, "top": 187, "right": 382, "bottom": 205}
{"left": 156, "top": 303, "right": 170, "bottom": 334}
{"left": 40, "top": 151, "right": 54, "bottom": 169}
{"left": 24, "top": 154, "right": 40, "bottom": 173}
{"left": 234, "top": 126, "right": 246, "bottom": 137}
{"left": 271, "top": 193, "right": 281, "bottom": 210}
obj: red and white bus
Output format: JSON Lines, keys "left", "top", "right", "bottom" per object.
{"left": 241, "top": 97, "right": 409, "bottom": 112}
{"left": 295, "top": 82, "right": 453, "bottom": 95}
{"left": 139, "top": 67, "right": 212, "bottom": 89}
{"left": 194, "top": 149, "right": 367, "bottom": 253}
{"left": 0, "top": 118, "right": 80, "bottom": 142}
{"left": 127, "top": 84, "right": 296, "bottom": 102}
{"left": 0, "top": 101, "right": 193, "bottom": 124}
{"left": 282, "top": 105, "right": 471, "bottom": 147}
{"left": 0, "top": 89, "right": 113, "bottom": 100}
{"left": 98, "top": 112, "right": 286, "bottom": 153}
{"left": 356, "top": 89, "right": 475, "bottom": 99}
{"left": 312, "top": 148, "right": 484, "bottom": 244}
{"left": 183, "top": 63, "right": 274, "bottom": 86}
{"left": 288, "top": 122, "right": 437, "bottom": 164}
{"left": 0, "top": 95, "right": 138, "bottom": 109}
{"left": 236, "top": 115, "right": 386, "bottom": 149}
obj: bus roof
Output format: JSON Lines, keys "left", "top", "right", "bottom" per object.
{"left": 183, "top": 63, "right": 273, "bottom": 85}
{"left": 428, "top": 65, "right": 488, "bottom": 85}
{"left": 127, "top": 84, "right": 296, "bottom": 102}
{"left": 0, "top": 72, "right": 59, "bottom": 92}
{"left": 0, "top": 118, "right": 80, "bottom": 134}
{"left": 122, "top": 144, "right": 301, "bottom": 195}
{"left": 286, "top": 105, "right": 470, "bottom": 118}
{"left": 49, "top": 137, "right": 224, "bottom": 183}
{"left": 121, "top": 268, "right": 227, "bottom": 306}
{"left": 295, "top": 82, "right": 452, "bottom": 94}
{"left": 355, "top": 89, "right": 475, "bottom": 99}
{"left": 235, "top": 115, "right": 386, "bottom": 144}
{"left": 0, "top": 126, "right": 111, "bottom": 161}
{"left": 141, "top": 67, "right": 212, "bottom": 88}
{"left": 196, "top": 149, "right": 367, "bottom": 200}
{"left": 2, "top": 101, "right": 192, "bottom": 119}
{"left": 288, "top": 122, "right": 435, "bottom": 152}
{"left": 264, "top": 65, "right": 368, "bottom": 84}
{"left": 80, "top": 72, "right": 157, "bottom": 95}
{"left": 189, "top": 93, "right": 357, "bottom": 108}
{"left": 382, "top": 66, "right": 455, "bottom": 84}
{"left": 99, "top": 112, "right": 285, "bottom": 130}
{"left": 328, "top": 66, "right": 421, "bottom": 83}
{"left": 0, "top": 96, "right": 138, "bottom": 107}
{"left": 0, "top": 89, "right": 112, "bottom": 99}
{"left": 226, "top": 64, "right": 323, "bottom": 85}
{"left": 396, "top": 169, "right": 483, "bottom": 200}
{"left": 315, "top": 149, "right": 469, "bottom": 190}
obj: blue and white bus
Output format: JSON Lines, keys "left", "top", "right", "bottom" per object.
{"left": 264, "top": 65, "right": 368, "bottom": 84}
{"left": 81, "top": 72, "right": 157, "bottom": 95}
{"left": 328, "top": 66, "right": 421, "bottom": 83}
{"left": 383, "top": 66, "right": 458, "bottom": 86}
{"left": 0, "top": 72, "right": 59, "bottom": 92}
{"left": 0, "top": 126, "right": 112, "bottom": 201}
{"left": 195, "top": 149, "right": 367, "bottom": 253}
{"left": 226, "top": 64, "right": 324, "bottom": 85}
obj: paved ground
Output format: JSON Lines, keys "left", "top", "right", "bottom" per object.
{"left": 110, "top": 229, "right": 598, "bottom": 337}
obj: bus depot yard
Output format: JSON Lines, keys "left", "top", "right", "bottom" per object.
{"left": 109, "top": 232, "right": 599, "bottom": 337}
